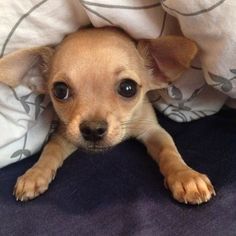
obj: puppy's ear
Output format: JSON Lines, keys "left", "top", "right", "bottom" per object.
{"left": 137, "top": 36, "right": 198, "bottom": 89}
{"left": 0, "top": 47, "right": 54, "bottom": 93}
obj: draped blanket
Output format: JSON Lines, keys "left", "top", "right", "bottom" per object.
{"left": 0, "top": 0, "right": 235, "bottom": 167}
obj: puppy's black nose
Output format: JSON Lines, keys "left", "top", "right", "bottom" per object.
{"left": 80, "top": 121, "right": 108, "bottom": 142}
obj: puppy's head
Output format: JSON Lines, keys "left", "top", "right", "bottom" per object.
{"left": 0, "top": 27, "right": 197, "bottom": 152}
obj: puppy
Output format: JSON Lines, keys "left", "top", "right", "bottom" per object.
{"left": 0, "top": 27, "right": 215, "bottom": 204}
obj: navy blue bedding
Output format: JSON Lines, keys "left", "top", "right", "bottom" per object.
{"left": 0, "top": 109, "right": 236, "bottom": 235}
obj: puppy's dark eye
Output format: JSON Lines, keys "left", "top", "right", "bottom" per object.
{"left": 53, "top": 82, "right": 70, "bottom": 100}
{"left": 117, "top": 79, "right": 138, "bottom": 98}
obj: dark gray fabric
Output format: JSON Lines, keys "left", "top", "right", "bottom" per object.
{"left": 0, "top": 109, "right": 236, "bottom": 236}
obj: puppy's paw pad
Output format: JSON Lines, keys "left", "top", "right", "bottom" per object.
{"left": 166, "top": 169, "right": 215, "bottom": 205}
{"left": 14, "top": 167, "right": 54, "bottom": 201}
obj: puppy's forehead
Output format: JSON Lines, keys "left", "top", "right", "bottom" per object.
{"left": 61, "top": 27, "right": 135, "bottom": 52}
{"left": 51, "top": 28, "right": 140, "bottom": 75}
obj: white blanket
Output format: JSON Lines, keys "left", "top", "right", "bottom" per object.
{"left": 0, "top": 0, "right": 235, "bottom": 167}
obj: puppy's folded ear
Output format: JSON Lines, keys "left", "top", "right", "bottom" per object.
{"left": 0, "top": 47, "right": 54, "bottom": 93}
{"left": 137, "top": 36, "right": 198, "bottom": 89}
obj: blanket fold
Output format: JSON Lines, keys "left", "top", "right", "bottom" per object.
{"left": 0, "top": 0, "right": 234, "bottom": 167}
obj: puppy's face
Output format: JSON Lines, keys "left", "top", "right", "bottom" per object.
{"left": 48, "top": 29, "right": 150, "bottom": 151}
{"left": 0, "top": 27, "right": 197, "bottom": 152}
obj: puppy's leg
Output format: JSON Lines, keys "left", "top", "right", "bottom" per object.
{"left": 14, "top": 133, "right": 76, "bottom": 201}
{"left": 137, "top": 110, "right": 215, "bottom": 204}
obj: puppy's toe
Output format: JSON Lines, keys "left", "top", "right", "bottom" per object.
{"left": 166, "top": 169, "right": 215, "bottom": 205}
{"left": 14, "top": 167, "right": 54, "bottom": 201}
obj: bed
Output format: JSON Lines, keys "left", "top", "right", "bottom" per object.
{"left": 0, "top": 1, "right": 235, "bottom": 235}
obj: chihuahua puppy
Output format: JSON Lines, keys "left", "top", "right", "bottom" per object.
{"left": 0, "top": 27, "right": 215, "bottom": 204}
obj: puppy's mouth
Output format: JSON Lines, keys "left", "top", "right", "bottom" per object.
{"left": 65, "top": 120, "right": 124, "bottom": 153}
{"left": 81, "top": 141, "right": 113, "bottom": 153}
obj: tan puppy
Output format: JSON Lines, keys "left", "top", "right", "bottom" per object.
{"left": 0, "top": 27, "right": 215, "bottom": 204}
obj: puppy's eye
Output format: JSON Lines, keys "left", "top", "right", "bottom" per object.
{"left": 52, "top": 82, "right": 70, "bottom": 100}
{"left": 117, "top": 79, "right": 138, "bottom": 98}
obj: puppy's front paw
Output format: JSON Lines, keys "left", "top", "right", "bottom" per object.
{"left": 14, "top": 166, "right": 55, "bottom": 201}
{"left": 165, "top": 168, "right": 216, "bottom": 205}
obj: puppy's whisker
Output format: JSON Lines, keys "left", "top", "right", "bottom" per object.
{"left": 121, "top": 118, "right": 155, "bottom": 124}
{"left": 120, "top": 119, "right": 155, "bottom": 127}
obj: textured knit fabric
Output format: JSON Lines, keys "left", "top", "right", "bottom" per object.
{"left": 0, "top": 109, "right": 235, "bottom": 235}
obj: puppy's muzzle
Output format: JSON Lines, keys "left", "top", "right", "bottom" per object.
{"left": 79, "top": 120, "right": 108, "bottom": 142}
